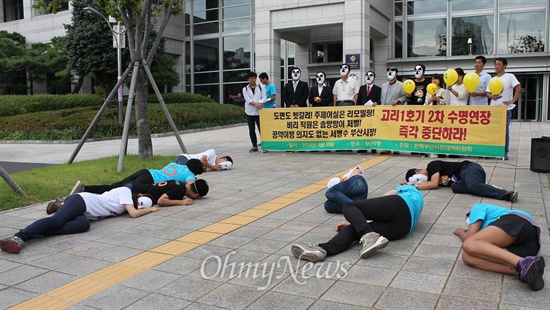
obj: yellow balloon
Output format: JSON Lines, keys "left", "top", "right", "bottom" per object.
{"left": 463, "top": 72, "right": 480, "bottom": 93}
{"left": 427, "top": 83, "right": 437, "bottom": 95}
{"left": 443, "top": 69, "right": 458, "bottom": 86}
{"left": 403, "top": 79, "right": 416, "bottom": 94}
{"left": 488, "top": 77, "right": 504, "bottom": 95}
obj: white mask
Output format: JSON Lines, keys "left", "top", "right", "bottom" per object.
{"left": 316, "top": 72, "right": 325, "bottom": 85}
{"left": 408, "top": 174, "right": 428, "bottom": 183}
{"left": 365, "top": 71, "right": 375, "bottom": 85}
{"left": 387, "top": 68, "right": 397, "bottom": 81}
{"left": 414, "top": 65, "right": 424, "bottom": 79}
{"left": 291, "top": 69, "right": 301, "bottom": 81}
{"left": 340, "top": 65, "right": 350, "bottom": 77}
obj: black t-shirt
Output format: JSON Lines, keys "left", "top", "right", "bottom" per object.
{"left": 408, "top": 79, "right": 431, "bottom": 105}
{"left": 426, "top": 160, "right": 471, "bottom": 186}
{"left": 132, "top": 180, "right": 187, "bottom": 204}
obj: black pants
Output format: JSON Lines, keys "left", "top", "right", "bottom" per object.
{"left": 246, "top": 114, "right": 260, "bottom": 147}
{"left": 86, "top": 169, "right": 153, "bottom": 194}
{"left": 319, "top": 195, "right": 411, "bottom": 256}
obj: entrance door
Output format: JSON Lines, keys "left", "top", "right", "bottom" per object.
{"left": 513, "top": 74, "right": 542, "bottom": 121}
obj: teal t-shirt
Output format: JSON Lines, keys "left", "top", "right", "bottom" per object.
{"left": 148, "top": 162, "right": 196, "bottom": 184}
{"left": 395, "top": 184, "right": 424, "bottom": 234}
{"left": 264, "top": 83, "right": 276, "bottom": 108}
{"left": 469, "top": 204, "right": 534, "bottom": 229}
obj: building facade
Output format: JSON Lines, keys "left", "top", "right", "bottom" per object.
{"left": 2, "top": 0, "right": 549, "bottom": 121}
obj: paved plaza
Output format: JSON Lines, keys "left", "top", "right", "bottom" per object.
{"left": 0, "top": 122, "right": 549, "bottom": 309}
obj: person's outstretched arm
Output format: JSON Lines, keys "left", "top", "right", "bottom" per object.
{"left": 124, "top": 204, "right": 160, "bottom": 218}
{"left": 454, "top": 220, "right": 482, "bottom": 242}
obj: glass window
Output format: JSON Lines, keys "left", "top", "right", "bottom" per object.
{"left": 395, "top": 21, "right": 403, "bottom": 58}
{"left": 223, "top": 5, "right": 249, "bottom": 19}
{"left": 194, "top": 39, "right": 219, "bottom": 72}
{"left": 395, "top": 1, "right": 403, "bottom": 17}
{"left": 4, "top": 0, "right": 24, "bottom": 22}
{"left": 223, "top": 35, "right": 250, "bottom": 69}
{"left": 452, "top": 15, "right": 494, "bottom": 55}
{"left": 223, "top": 69, "right": 249, "bottom": 82}
{"left": 500, "top": 0, "right": 546, "bottom": 8}
{"left": 327, "top": 43, "right": 343, "bottom": 62}
{"left": 194, "top": 22, "right": 220, "bottom": 35}
{"left": 193, "top": 9, "right": 218, "bottom": 22}
{"left": 406, "top": 0, "right": 446, "bottom": 15}
{"left": 185, "top": 42, "right": 191, "bottom": 73}
{"left": 223, "top": 18, "right": 250, "bottom": 32}
{"left": 195, "top": 85, "right": 219, "bottom": 102}
{"left": 407, "top": 19, "right": 446, "bottom": 57}
{"left": 224, "top": 82, "right": 247, "bottom": 105}
{"left": 287, "top": 42, "right": 295, "bottom": 66}
{"left": 194, "top": 72, "right": 219, "bottom": 84}
{"left": 314, "top": 45, "right": 324, "bottom": 63}
{"left": 452, "top": 0, "right": 493, "bottom": 11}
{"left": 499, "top": 11, "right": 546, "bottom": 54}
{"left": 223, "top": 0, "right": 249, "bottom": 6}
{"left": 194, "top": 0, "right": 219, "bottom": 11}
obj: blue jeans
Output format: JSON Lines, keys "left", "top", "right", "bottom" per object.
{"left": 15, "top": 195, "right": 91, "bottom": 242}
{"left": 324, "top": 175, "right": 369, "bottom": 214}
{"left": 505, "top": 109, "right": 511, "bottom": 158}
{"left": 451, "top": 162, "right": 507, "bottom": 200}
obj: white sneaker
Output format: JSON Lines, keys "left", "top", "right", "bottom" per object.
{"left": 359, "top": 232, "right": 389, "bottom": 258}
{"left": 291, "top": 243, "right": 327, "bottom": 262}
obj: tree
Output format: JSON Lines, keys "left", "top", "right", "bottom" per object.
{"left": 0, "top": 31, "right": 29, "bottom": 94}
{"left": 37, "top": 0, "right": 184, "bottom": 160}
{"left": 509, "top": 34, "right": 545, "bottom": 53}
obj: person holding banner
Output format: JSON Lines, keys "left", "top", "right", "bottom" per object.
{"left": 357, "top": 70, "right": 381, "bottom": 107}
{"left": 486, "top": 58, "right": 521, "bottom": 161}
{"left": 381, "top": 67, "right": 407, "bottom": 106}
{"left": 243, "top": 71, "right": 267, "bottom": 153}
{"left": 469, "top": 56, "right": 492, "bottom": 106}
{"left": 454, "top": 204, "right": 544, "bottom": 291}
{"left": 403, "top": 160, "right": 518, "bottom": 203}
{"left": 309, "top": 71, "right": 333, "bottom": 107}
{"left": 333, "top": 64, "right": 360, "bottom": 106}
{"left": 291, "top": 184, "right": 424, "bottom": 262}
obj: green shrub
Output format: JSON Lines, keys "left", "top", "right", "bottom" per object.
{"left": 0, "top": 102, "right": 245, "bottom": 141}
{"left": 0, "top": 94, "right": 103, "bottom": 117}
{"left": 147, "top": 92, "right": 215, "bottom": 104}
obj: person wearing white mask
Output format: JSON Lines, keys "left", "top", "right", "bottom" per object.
{"left": 407, "top": 64, "right": 430, "bottom": 105}
{"left": 283, "top": 67, "right": 309, "bottom": 108}
{"left": 380, "top": 67, "right": 407, "bottom": 106}
{"left": 357, "top": 71, "right": 381, "bottom": 106}
{"left": 333, "top": 64, "right": 360, "bottom": 106}
{"left": 308, "top": 71, "right": 332, "bottom": 107}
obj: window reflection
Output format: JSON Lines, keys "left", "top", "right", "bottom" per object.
{"left": 452, "top": 0, "right": 493, "bottom": 11}
{"left": 223, "top": 0, "right": 249, "bottom": 6}
{"left": 500, "top": 0, "right": 546, "bottom": 8}
{"left": 223, "top": 18, "right": 250, "bottom": 32}
{"left": 499, "top": 11, "right": 545, "bottom": 54}
{"left": 194, "top": 0, "right": 219, "bottom": 12}
{"left": 223, "top": 5, "right": 250, "bottom": 19}
{"left": 408, "top": 19, "right": 445, "bottom": 57}
{"left": 327, "top": 43, "right": 343, "bottom": 62}
{"left": 395, "top": 21, "right": 403, "bottom": 58}
{"left": 223, "top": 35, "right": 250, "bottom": 69}
{"left": 194, "top": 39, "right": 219, "bottom": 72}
{"left": 452, "top": 16, "right": 494, "bottom": 55}
{"left": 224, "top": 82, "right": 247, "bottom": 105}
{"left": 193, "top": 9, "right": 219, "bottom": 22}
{"left": 194, "top": 72, "right": 219, "bottom": 84}
{"left": 194, "top": 22, "right": 220, "bottom": 35}
{"left": 406, "top": 0, "right": 446, "bottom": 15}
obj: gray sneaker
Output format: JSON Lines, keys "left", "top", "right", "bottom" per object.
{"left": 0, "top": 236, "right": 25, "bottom": 254}
{"left": 504, "top": 191, "right": 518, "bottom": 203}
{"left": 291, "top": 243, "right": 327, "bottom": 262}
{"left": 70, "top": 180, "right": 84, "bottom": 195}
{"left": 359, "top": 232, "right": 389, "bottom": 258}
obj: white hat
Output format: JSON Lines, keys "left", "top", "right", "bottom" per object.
{"left": 327, "top": 177, "right": 341, "bottom": 188}
{"left": 219, "top": 161, "right": 233, "bottom": 170}
{"left": 137, "top": 196, "right": 153, "bottom": 209}
{"left": 408, "top": 174, "right": 429, "bottom": 183}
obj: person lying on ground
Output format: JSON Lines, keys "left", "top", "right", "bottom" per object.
{"left": 454, "top": 203, "right": 544, "bottom": 291}
{"left": 1, "top": 186, "right": 160, "bottom": 254}
{"left": 401, "top": 160, "right": 518, "bottom": 202}
{"left": 324, "top": 166, "right": 368, "bottom": 214}
{"left": 291, "top": 184, "right": 424, "bottom": 262}
{"left": 176, "top": 149, "right": 233, "bottom": 172}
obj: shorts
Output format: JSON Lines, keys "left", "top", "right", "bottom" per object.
{"left": 489, "top": 214, "right": 540, "bottom": 257}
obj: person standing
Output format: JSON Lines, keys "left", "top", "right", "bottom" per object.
{"left": 243, "top": 71, "right": 266, "bottom": 152}
{"left": 333, "top": 64, "right": 360, "bottom": 106}
{"left": 380, "top": 67, "right": 407, "bottom": 106}
{"left": 259, "top": 72, "right": 277, "bottom": 108}
{"left": 447, "top": 67, "right": 469, "bottom": 106}
{"left": 357, "top": 71, "right": 381, "bottom": 106}
{"left": 469, "top": 55, "right": 492, "bottom": 106}
{"left": 425, "top": 73, "right": 446, "bottom": 106}
{"left": 486, "top": 57, "right": 521, "bottom": 161}
{"left": 283, "top": 67, "right": 309, "bottom": 108}
{"left": 308, "top": 71, "right": 332, "bottom": 107}
{"left": 407, "top": 64, "right": 430, "bottom": 105}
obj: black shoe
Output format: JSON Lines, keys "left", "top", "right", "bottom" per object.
{"left": 503, "top": 191, "right": 518, "bottom": 203}
{"left": 438, "top": 154, "right": 447, "bottom": 158}
{"left": 249, "top": 147, "right": 258, "bottom": 153}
